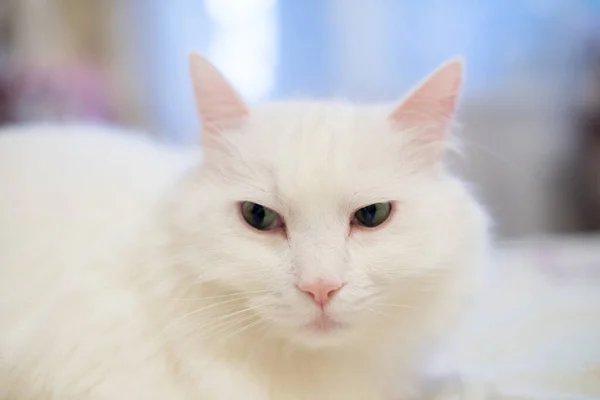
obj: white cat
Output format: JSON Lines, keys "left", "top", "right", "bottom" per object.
{"left": 0, "top": 54, "right": 490, "bottom": 399}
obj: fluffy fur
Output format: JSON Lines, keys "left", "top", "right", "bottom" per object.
{"left": 0, "top": 56, "right": 489, "bottom": 399}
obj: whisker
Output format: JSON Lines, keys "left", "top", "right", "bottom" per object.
{"left": 157, "top": 297, "right": 252, "bottom": 339}
{"left": 194, "top": 304, "right": 268, "bottom": 336}
{"left": 373, "top": 303, "right": 418, "bottom": 309}
{"left": 162, "top": 303, "right": 270, "bottom": 343}
{"left": 364, "top": 307, "right": 388, "bottom": 317}
{"left": 168, "top": 289, "right": 270, "bottom": 301}
{"left": 215, "top": 319, "right": 265, "bottom": 345}
{"left": 191, "top": 312, "right": 259, "bottom": 341}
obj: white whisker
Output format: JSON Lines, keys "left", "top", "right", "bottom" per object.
{"left": 192, "top": 312, "right": 258, "bottom": 340}
{"left": 365, "top": 307, "right": 388, "bottom": 317}
{"left": 373, "top": 303, "right": 417, "bottom": 309}
{"left": 157, "top": 297, "right": 252, "bottom": 339}
{"left": 168, "top": 289, "right": 270, "bottom": 301}
{"left": 216, "top": 318, "right": 265, "bottom": 345}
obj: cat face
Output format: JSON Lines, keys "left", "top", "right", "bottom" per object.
{"left": 169, "top": 55, "right": 489, "bottom": 349}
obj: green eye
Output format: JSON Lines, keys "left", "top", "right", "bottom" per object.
{"left": 353, "top": 202, "right": 393, "bottom": 228}
{"left": 240, "top": 202, "right": 282, "bottom": 231}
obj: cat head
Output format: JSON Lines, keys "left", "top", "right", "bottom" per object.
{"left": 168, "top": 54, "right": 489, "bottom": 350}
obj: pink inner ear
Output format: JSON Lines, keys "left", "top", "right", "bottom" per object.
{"left": 388, "top": 59, "right": 463, "bottom": 138}
{"left": 189, "top": 53, "right": 249, "bottom": 136}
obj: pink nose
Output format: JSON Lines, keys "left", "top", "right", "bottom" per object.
{"left": 297, "top": 280, "right": 343, "bottom": 307}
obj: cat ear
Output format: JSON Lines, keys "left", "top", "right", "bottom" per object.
{"left": 189, "top": 53, "right": 249, "bottom": 138}
{"left": 388, "top": 57, "right": 464, "bottom": 155}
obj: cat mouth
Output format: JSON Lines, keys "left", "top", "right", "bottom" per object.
{"left": 305, "top": 315, "right": 347, "bottom": 333}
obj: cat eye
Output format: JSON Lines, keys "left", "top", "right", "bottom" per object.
{"left": 352, "top": 202, "right": 393, "bottom": 228}
{"left": 240, "top": 201, "right": 283, "bottom": 231}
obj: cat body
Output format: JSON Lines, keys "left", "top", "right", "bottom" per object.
{"left": 0, "top": 56, "right": 490, "bottom": 399}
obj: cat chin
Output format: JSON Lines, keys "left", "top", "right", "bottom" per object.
{"left": 287, "top": 329, "right": 355, "bottom": 350}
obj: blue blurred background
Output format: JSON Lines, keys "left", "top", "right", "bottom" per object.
{"left": 2, "top": 0, "right": 600, "bottom": 238}
{"left": 127, "top": 0, "right": 599, "bottom": 142}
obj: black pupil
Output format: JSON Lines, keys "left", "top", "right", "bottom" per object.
{"left": 359, "top": 204, "right": 378, "bottom": 225}
{"left": 251, "top": 204, "right": 266, "bottom": 227}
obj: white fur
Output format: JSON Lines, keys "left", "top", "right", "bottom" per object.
{"left": 0, "top": 101, "right": 489, "bottom": 398}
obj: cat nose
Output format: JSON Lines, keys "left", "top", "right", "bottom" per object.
{"left": 297, "top": 280, "right": 343, "bottom": 307}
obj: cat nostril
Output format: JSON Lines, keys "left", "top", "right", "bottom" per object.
{"left": 297, "top": 280, "right": 343, "bottom": 307}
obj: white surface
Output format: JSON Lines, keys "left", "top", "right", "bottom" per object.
{"left": 427, "top": 235, "right": 600, "bottom": 399}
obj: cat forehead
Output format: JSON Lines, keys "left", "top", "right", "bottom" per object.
{"left": 209, "top": 102, "right": 415, "bottom": 208}
{"left": 250, "top": 101, "right": 388, "bottom": 136}
{"left": 245, "top": 102, "right": 400, "bottom": 168}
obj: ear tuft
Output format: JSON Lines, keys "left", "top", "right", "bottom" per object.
{"left": 189, "top": 53, "right": 249, "bottom": 138}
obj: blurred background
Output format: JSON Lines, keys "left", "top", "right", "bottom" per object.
{"left": 1, "top": 0, "right": 600, "bottom": 240}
